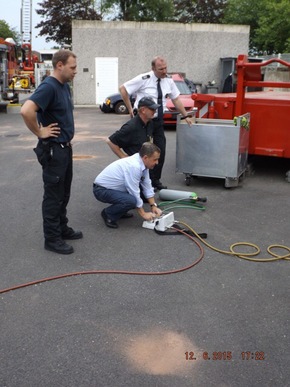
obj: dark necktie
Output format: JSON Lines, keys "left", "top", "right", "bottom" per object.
{"left": 157, "top": 78, "right": 163, "bottom": 119}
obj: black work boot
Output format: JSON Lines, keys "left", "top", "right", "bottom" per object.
{"left": 152, "top": 180, "right": 168, "bottom": 191}
{"left": 44, "top": 238, "right": 74, "bottom": 254}
{"left": 61, "top": 227, "right": 83, "bottom": 240}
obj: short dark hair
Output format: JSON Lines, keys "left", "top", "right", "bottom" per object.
{"left": 139, "top": 142, "right": 160, "bottom": 158}
{"left": 52, "top": 50, "right": 76, "bottom": 68}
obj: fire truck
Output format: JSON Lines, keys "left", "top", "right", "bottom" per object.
{"left": 18, "top": 0, "right": 39, "bottom": 88}
{"left": 0, "top": 37, "right": 20, "bottom": 104}
{"left": 0, "top": 36, "right": 38, "bottom": 104}
{"left": 0, "top": 0, "right": 39, "bottom": 104}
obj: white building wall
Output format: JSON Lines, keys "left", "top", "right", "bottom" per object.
{"left": 72, "top": 20, "right": 250, "bottom": 105}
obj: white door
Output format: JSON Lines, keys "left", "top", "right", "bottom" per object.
{"left": 95, "top": 57, "right": 118, "bottom": 105}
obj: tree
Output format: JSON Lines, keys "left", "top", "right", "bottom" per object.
{"left": 0, "top": 20, "right": 20, "bottom": 43}
{"left": 223, "top": 0, "right": 266, "bottom": 54}
{"left": 171, "top": 0, "right": 195, "bottom": 23}
{"left": 35, "top": 0, "right": 102, "bottom": 46}
{"left": 223, "top": 0, "right": 290, "bottom": 54}
{"left": 101, "top": 0, "right": 174, "bottom": 21}
{"left": 172, "top": 0, "right": 227, "bottom": 24}
{"left": 254, "top": 0, "right": 290, "bottom": 54}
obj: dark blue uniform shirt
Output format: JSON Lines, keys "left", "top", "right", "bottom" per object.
{"left": 29, "top": 76, "right": 74, "bottom": 143}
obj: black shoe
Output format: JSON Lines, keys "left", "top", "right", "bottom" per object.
{"left": 45, "top": 239, "right": 74, "bottom": 254}
{"left": 121, "top": 212, "right": 134, "bottom": 219}
{"left": 101, "top": 209, "right": 118, "bottom": 228}
{"left": 62, "top": 227, "right": 83, "bottom": 240}
{"left": 152, "top": 180, "right": 168, "bottom": 190}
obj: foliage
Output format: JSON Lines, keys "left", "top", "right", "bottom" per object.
{"left": 101, "top": 0, "right": 174, "bottom": 21}
{"left": 101, "top": 0, "right": 226, "bottom": 23}
{"left": 0, "top": 20, "right": 20, "bottom": 44}
{"left": 223, "top": 0, "right": 265, "bottom": 54}
{"left": 223, "top": 0, "right": 290, "bottom": 54}
{"left": 172, "top": 0, "right": 227, "bottom": 23}
{"left": 32, "top": 0, "right": 290, "bottom": 54}
{"left": 35, "top": 0, "right": 101, "bottom": 45}
{"left": 254, "top": 0, "right": 290, "bottom": 54}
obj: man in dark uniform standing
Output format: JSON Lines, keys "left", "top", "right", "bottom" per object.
{"left": 106, "top": 96, "right": 159, "bottom": 158}
{"left": 21, "top": 50, "right": 83, "bottom": 255}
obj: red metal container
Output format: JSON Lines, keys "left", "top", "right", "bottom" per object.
{"left": 192, "top": 55, "right": 290, "bottom": 158}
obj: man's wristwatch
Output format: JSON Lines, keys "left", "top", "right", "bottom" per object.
{"left": 150, "top": 203, "right": 158, "bottom": 207}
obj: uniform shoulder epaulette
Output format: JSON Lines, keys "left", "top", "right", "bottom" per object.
{"left": 142, "top": 74, "right": 150, "bottom": 79}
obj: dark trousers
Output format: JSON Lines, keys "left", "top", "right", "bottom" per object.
{"left": 93, "top": 185, "right": 137, "bottom": 221}
{"left": 150, "top": 117, "right": 166, "bottom": 182}
{"left": 34, "top": 141, "right": 73, "bottom": 241}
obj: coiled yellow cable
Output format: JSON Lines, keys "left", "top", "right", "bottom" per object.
{"left": 177, "top": 221, "right": 290, "bottom": 262}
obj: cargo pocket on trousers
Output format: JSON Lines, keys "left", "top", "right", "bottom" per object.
{"left": 43, "top": 172, "right": 60, "bottom": 185}
{"left": 34, "top": 147, "right": 47, "bottom": 166}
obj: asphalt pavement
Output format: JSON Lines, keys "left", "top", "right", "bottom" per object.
{"left": 0, "top": 107, "right": 289, "bottom": 387}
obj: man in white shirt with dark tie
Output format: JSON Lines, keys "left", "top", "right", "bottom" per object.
{"left": 119, "top": 56, "right": 191, "bottom": 191}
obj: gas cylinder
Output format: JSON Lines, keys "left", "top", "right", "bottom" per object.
{"left": 159, "top": 189, "right": 197, "bottom": 201}
{"left": 159, "top": 189, "right": 207, "bottom": 203}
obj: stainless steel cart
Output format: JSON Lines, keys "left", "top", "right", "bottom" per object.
{"left": 176, "top": 113, "right": 250, "bottom": 188}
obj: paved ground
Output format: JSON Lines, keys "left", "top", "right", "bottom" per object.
{"left": 0, "top": 107, "right": 289, "bottom": 387}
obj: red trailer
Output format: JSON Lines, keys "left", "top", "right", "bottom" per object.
{"left": 192, "top": 54, "right": 290, "bottom": 158}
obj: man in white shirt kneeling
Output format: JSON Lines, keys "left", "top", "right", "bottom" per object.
{"left": 93, "top": 142, "right": 162, "bottom": 228}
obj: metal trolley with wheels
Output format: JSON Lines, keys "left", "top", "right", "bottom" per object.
{"left": 176, "top": 113, "right": 250, "bottom": 188}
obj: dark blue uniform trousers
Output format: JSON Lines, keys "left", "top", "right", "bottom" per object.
{"left": 34, "top": 141, "right": 72, "bottom": 241}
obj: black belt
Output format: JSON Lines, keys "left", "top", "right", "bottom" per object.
{"left": 58, "top": 142, "right": 71, "bottom": 148}
{"left": 93, "top": 183, "right": 103, "bottom": 188}
{"left": 40, "top": 140, "right": 71, "bottom": 147}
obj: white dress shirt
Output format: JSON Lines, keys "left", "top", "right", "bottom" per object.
{"left": 124, "top": 70, "right": 180, "bottom": 115}
{"left": 94, "top": 153, "right": 154, "bottom": 208}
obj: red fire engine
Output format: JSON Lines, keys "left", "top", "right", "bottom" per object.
{"left": 0, "top": 0, "right": 39, "bottom": 103}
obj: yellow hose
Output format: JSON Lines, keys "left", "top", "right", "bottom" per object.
{"left": 177, "top": 221, "right": 290, "bottom": 262}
